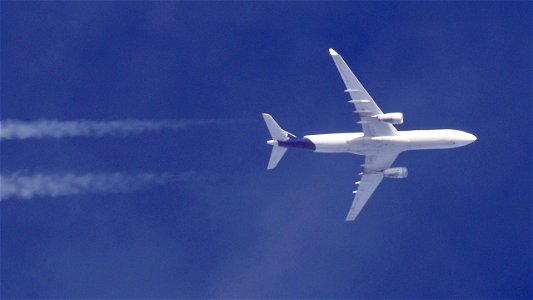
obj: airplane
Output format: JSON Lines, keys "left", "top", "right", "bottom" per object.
{"left": 262, "top": 48, "right": 477, "bottom": 221}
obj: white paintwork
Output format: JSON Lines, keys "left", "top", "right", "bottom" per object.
{"left": 304, "top": 129, "right": 475, "bottom": 155}
{"left": 262, "top": 113, "right": 288, "bottom": 141}
{"left": 262, "top": 113, "right": 290, "bottom": 170}
{"left": 267, "top": 146, "right": 287, "bottom": 170}
{"left": 377, "top": 112, "right": 403, "bottom": 124}
{"left": 263, "top": 49, "right": 476, "bottom": 221}
{"left": 382, "top": 167, "right": 408, "bottom": 178}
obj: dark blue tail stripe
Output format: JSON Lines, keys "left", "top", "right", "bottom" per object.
{"left": 278, "top": 137, "right": 316, "bottom": 151}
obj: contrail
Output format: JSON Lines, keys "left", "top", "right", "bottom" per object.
{"left": 0, "top": 119, "right": 240, "bottom": 140}
{"left": 0, "top": 171, "right": 203, "bottom": 200}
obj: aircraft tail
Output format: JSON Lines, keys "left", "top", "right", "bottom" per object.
{"left": 267, "top": 146, "right": 288, "bottom": 170}
{"left": 262, "top": 113, "right": 290, "bottom": 170}
{"left": 262, "top": 113, "right": 289, "bottom": 141}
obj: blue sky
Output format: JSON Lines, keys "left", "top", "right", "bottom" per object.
{"left": 1, "top": 2, "right": 531, "bottom": 298}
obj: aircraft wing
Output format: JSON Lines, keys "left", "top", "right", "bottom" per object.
{"left": 329, "top": 48, "right": 398, "bottom": 137}
{"left": 346, "top": 150, "right": 400, "bottom": 221}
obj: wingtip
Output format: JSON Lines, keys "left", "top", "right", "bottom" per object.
{"left": 329, "top": 48, "right": 339, "bottom": 56}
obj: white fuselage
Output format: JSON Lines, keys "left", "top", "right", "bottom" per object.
{"left": 304, "top": 129, "right": 477, "bottom": 155}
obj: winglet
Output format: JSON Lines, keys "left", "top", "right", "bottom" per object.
{"left": 329, "top": 48, "right": 339, "bottom": 56}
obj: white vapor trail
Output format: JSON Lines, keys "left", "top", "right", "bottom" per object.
{"left": 0, "top": 119, "right": 239, "bottom": 140}
{"left": 0, "top": 171, "right": 202, "bottom": 200}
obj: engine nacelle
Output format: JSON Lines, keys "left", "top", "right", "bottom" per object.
{"left": 376, "top": 112, "right": 403, "bottom": 124}
{"left": 383, "top": 167, "right": 408, "bottom": 179}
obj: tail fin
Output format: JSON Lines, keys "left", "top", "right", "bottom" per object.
{"left": 262, "top": 113, "right": 290, "bottom": 170}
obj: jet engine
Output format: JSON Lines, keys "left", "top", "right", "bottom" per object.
{"left": 376, "top": 112, "right": 403, "bottom": 124}
{"left": 383, "top": 167, "right": 408, "bottom": 178}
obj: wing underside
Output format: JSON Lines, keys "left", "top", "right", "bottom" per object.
{"left": 346, "top": 173, "right": 384, "bottom": 221}
{"left": 329, "top": 48, "right": 402, "bottom": 221}
{"left": 346, "top": 150, "right": 399, "bottom": 221}
{"left": 329, "top": 48, "right": 398, "bottom": 137}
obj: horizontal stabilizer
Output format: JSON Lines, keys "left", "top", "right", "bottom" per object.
{"left": 262, "top": 113, "right": 289, "bottom": 141}
{"left": 267, "top": 146, "right": 288, "bottom": 169}
{"left": 263, "top": 113, "right": 291, "bottom": 169}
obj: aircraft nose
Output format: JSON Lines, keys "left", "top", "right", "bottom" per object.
{"left": 466, "top": 133, "right": 477, "bottom": 143}
{"left": 456, "top": 132, "right": 477, "bottom": 146}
